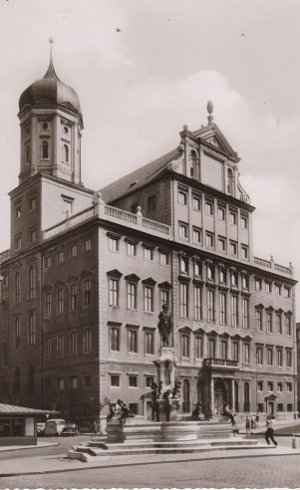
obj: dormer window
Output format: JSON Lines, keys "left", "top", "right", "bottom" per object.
{"left": 42, "top": 141, "right": 49, "bottom": 159}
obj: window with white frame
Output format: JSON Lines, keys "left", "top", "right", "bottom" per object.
{"left": 229, "top": 211, "right": 237, "bottom": 225}
{"left": 160, "top": 289, "right": 169, "bottom": 308}
{"left": 285, "top": 314, "right": 292, "bottom": 336}
{"left": 242, "top": 297, "right": 249, "bottom": 328}
{"left": 207, "top": 289, "right": 215, "bottom": 322}
{"left": 206, "top": 232, "right": 214, "bottom": 248}
{"left": 265, "top": 281, "right": 272, "bottom": 293}
{"left": 256, "top": 309, "right": 263, "bottom": 331}
{"left": 277, "top": 348, "right": 283, "bottom": 366}
{"left": 243, "top": 343, "right": 250, "bottom": 363}
{"left": 128, "top": 329, "right": 138, "bottom": 353}
{"left": 219, "top": 292, "right": 226, "bottom": 325}
{"left": 256, "top": 346, "right": 263, "bottom": 365}
{"left": 178, "top": 222, "right": 189, "bottom": 239}
{"left": 180, "top": 333, "right": 190, "bottom": 357}
{"left": 111, "top": 374, "right": 120, "bottom": 387}
{"left": 194, "top": 285, "right": 202, "bottom": 321}
{"left": 110, "top": 326, "right": 120, "bottom": 352}
{"left": 109, "top": 278, "right": 119, "bottom": 307}
{"left": 205, "top": 201, "right": 213, "bottom": 215}
{"left": 229, "top": 241, "right": 237, "bottom": 256}
{"left": 179, "top": 283, "right": 188, "bottom": 318}
{"left": 217, "top": 206, "right": 225, "bottom": 220}
{"left": 144, "top": 285, "right": 154, "bottom": 313}
{"left": 178, "top": 189, "right": 187, "bottom": 205}
{"left": 180, "top": 256, "right": 188, "bottom": 274}
{"left": 267, "top": 347, "right": 273, "bottom": 365}
{"left": 127, "top": 282, "right": 137, "bottom": 310}
{"left": 192, "top": 227, "right": 201, "bottom": 244}
{"left": 127, "top": 241, "right": 136, "bottom": 256}
{"left": 241, "top": 245, "right": 248, "bottom": 259}
{"left": 192, "top": 194, "right": 201, "bottom": 211}
{"left": 218, "top": 237, "right": 226, "bottom": 252}
{"left": 195, "top": 336, "right": 203, "bottom": 358}
{"left": 144, "top": 330, "right": 154, "bottom": 355}
{"left": 241, "top": 215, "right": 248, "bottom": 229}
{"left": 159, "top": 251, "right": 168, "bottom": 265}
{"left": 231, "top": 295, "right": 238, "bottom": 327}
{"left": 286, "top": 349, "right": 292, "bottom": 367}
{"left": 143, "top": 246, "right": 154, "bottom": 261}
{"left": 266, "top": 312, "right": 272, "bottom": 333}
{"left": 108, "top": 235, "right": 119, "bottom": 251}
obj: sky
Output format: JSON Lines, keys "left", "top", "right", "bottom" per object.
{"left": 0, "top": 0, "right": 300, "bottom": 313}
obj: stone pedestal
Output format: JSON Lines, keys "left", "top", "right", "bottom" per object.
{"left": 157, "top": 398, "right": 179, "bottom": 422}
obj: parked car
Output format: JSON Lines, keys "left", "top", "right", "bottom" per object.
{"left": 44, "top": 418, "right": 66, "bottom": 436}
{"left": 37, "top": 422, "right": 45, "bottom": 436}
{"left": 61, "top": 423, "right": 79, "bottom": 436}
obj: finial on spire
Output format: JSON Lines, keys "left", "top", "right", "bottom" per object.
{"left": 49, "top": 36, "right": 54, "bottom": 60}
{"left": 207, "top": 100, "right": 214, "bottom": 124}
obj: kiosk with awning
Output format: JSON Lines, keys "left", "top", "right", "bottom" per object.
{"left": 0, "top": 403, "right": 57, "bottom": 446}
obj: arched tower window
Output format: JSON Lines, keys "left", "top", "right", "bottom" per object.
{"left": 28, "top": 266, "right": 36, "bottom": 300}
{"left": 227, "top": 168, "right": 234, "bottom": 195}
{"left": 63, "top": 144, "right": 69, "bottom": 163}
{"left": 190, "top": 150, "right": 199, "bottom": 179}
{"left": 42, "top": 141, "right": 49, "bottom": 159}
{"left": 15, "top": 367, "right": 20, "bottom": 394}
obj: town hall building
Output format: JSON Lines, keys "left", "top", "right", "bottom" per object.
{"left": 0, "top": 53, "right": 297, "bottom": 424}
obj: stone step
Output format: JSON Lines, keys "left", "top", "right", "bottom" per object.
{"left": 68, "top": 442, "right": 267, "bottom": 462}
{"left": 86, "top": 437, "right": 257, "bottom": 451}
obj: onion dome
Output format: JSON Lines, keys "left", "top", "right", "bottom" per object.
{"left": 19, "top": 55, "right": 83, "bottom": 126}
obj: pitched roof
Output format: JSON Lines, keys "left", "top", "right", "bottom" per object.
{"left": 0, "top": 403, "right": 56, "bottom": 416}
{"left": 100, "top": 148, "right": 180, "bottom": 203}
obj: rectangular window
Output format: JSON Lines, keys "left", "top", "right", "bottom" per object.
{"left": 232, "top": 341, "right": 239, "bottom": 361}
{"left": 243, "top": 343, "right": 250, "bottom": 364}
{"left": 195, "top": 336, "right": 203, "bottom": 358}
{"left": 217, "top": 206, "right": 225, "bottom": 220}
{"left": 57, "top": 288, "right": 64, "bottom": 315}
{"left": 28, "top": 266, "right": 36, "bottom": 300}
{"left": 159, "top": 251, "right": 168, "bottom": 265}
{"left": 229, "top": 241, "right": 237, "bottom": 256}
{"left": 57, "top": 334, "right": 64, "bottom": 357}
{"left": 277, "top": 382, "right": 283, "bottom": 392}
{"left": 83, "top": 279, "right": 92, "bottom": 307}
{"left": 208, "top": 338, "right": 215, "bottom": 358}
{"left": 145, "top": 331, "right": 154, "bottom": 355}
{"left": 160, "top": 289, "right": 169, "bottom": 308}
{"left": 255, "top": 279, "right": 262, "bottom": 291}
{"left": 285, "top": 315, "right": 292, "bottom": 336}
{"left": 178, "top": 222, "right": 189, "bottom": 239}
{"left": 45, "top": 337, "right": 52, "bottom": 360}
{"left": 44, "top": 292, "right": 52, "bottom": 319}
{"left": 109, "top": 278, "right": 119, "bottom": 307}
{"left": 275, "top": 284, "right": 281, "bottom": 296}
{"left": 284, "top": 287, "right": 291, "bottom": 298}
{"left": 15, "top": 235, "right": 22, "bottom": 250}
{"left": 15, "top": 316, "right": 20, "bottom": 348}
{"left": 180, "top": 257, "right": 188, "bottom": 274}
{"left": 71, "top": 376, "right": 78, "bottom": 390}
{"left": 266, "top": 312, "right": 272, "bottom": 333}
{"left": 229, "top": 211, "right": 237, "bottom": 225}
{"left": 110, "top": 327, "right": 120, "bottom": 352}
{"left": 192, "top": 227, "right": 201, "bottom": 244}
{"left": 192, "top": 195, "right": 201, "bottom": 211}
{"left": 231, "top": 295, "right": 238, "bottom": 327}
{"left": 29, "top": 229, "right": 36, "bottom": 243}
{"left": 218, "top": 237, "right": 226, "bottom": 252}
{"left": 148, "top": 195, "right": 157, "bottom": 210}
{"left": 267, "top": 348, "right": 273, "bottom": 365}
{"left": 242, "top": 276, "right": 249, "bottom": 290}
{"left": 14, "top": 272, "right": 20, "bottom": 305}
{"left": 257, "top": 381, "right": 263, "bottom": 391}
{"left": 70, "top": 331, "right": 78, "bottom": 356}
{"left": 231, "top": 272, "right": 238, "bottom": 287}
{"left": 242, "top": 297, "right": 249, "bottom": 328}
{"left": 127, "top": 282, "right": 137, "bottom": 310}
{"left": 219, "top": 269, "right": 226, "bottom": 284}
{"left": 180, "top": 334, "right": 190, "bottom": 357}
{"left": 180, "top": 283, "right": 188, "bottom": 318}
{"left": 241, "top": 245, "right": 248, "bottom": 259}
{"left": 194, "top": 285, "right": 202, "bottom": 321}
{"left": 71, "top": 284, "right": 78, "bottom": 311}
{"left": 178, "top": 189, "right": 187, "bottom": 205}
{"left": 45, "top": 255, "right": 52, "bottom": 269}
{"left": 28, "top": 313, "right": 36, "bottom": 345}
{"left": 221, "top": 340, "right": 228, "bottom": 360}
{"left": 206, "top": 232, "right": 214, "bottom": 249}
{"left": 84, "top": 239, "right": 91, "bottom": 252}
{"left": 128, "top": 329, "right": 138, "bottom": 353}
{"left": 129, "top": 375, "right": 138, "bottom": 388}
{"left": 241, "top": 216, "right": 248, "bottom": 229}
{"left": 265, "top": 281, "right": 272, "bottom": 293}
{"left": 127, "top": 242, "right": 136, "bottom": 256}
{"left": 267, "top": 381, "right": 273, "bottom": 391}
{"left": 58, "top": 379, "right": 64, "bottom": 391}
{"left": 256, "top": 310, "right": 262, "bottom": 331}
{"left": 144, "top": 286, "right": 154, "bottom": 313}
{"left": 256, "top": 346, "right": 263, "bottom": 365}
{"left": 71, "top": 244, "right": 77, "bottom": 257}
{"left": 83, "top": 328, "right": 92, "bottom": 354}
{"left": 146, "top": 376, "right": 154, "bottom": 388}
{"left": 286, "top": 350, "right": 292, "bottom": 367}
{"left": 207, "top": 289, "right": 215, "bottom": 322}
{"left": 287, "top": 382, "right": 292, "bottom": 392}
{"left": 111, "top": 374, "right": 120, "bottom": 387}
{"left": 219, "top": 292, "right": 226, "bottom": 325}
{"left": 108, "top": 236, "right": 119, "bottom": 251}
{"left": 277, "top": 349, "right": 283, "bottom": 366}
{"left": 194, "top": 261, "right": 202, "bottom": 277}
{"left": 143, "top": 246, "right": 154, "bottom": 261}
{"left": 58, "top": 251, "right": 64, "bottom": 264}
{"left": 205, "top": 201, "right": 213, "bottom": 215}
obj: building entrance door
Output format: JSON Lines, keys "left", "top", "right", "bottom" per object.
{"left": 214, "top": 380, "right": 227, "bottom": 415}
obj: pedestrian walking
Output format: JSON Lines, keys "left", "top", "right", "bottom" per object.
{"left": 250, "top": 415, "right": 256, "bottom": 431}
{"left": 265, "top": 415, "right": 278, "bottom": 446}
{"left": 245, "top": 415, "right": 251, "bottom": 436}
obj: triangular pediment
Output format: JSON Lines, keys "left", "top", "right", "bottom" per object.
{"left": 193, "top": 124, "right": 240, "bottom": 162}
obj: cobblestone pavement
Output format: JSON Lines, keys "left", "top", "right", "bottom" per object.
{"left": 1, "top": 453, "right": 300, "bottom": 489}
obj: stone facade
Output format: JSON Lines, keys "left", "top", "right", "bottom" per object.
{"left": 0, "top": 59, "right": 297, "bottom": 425}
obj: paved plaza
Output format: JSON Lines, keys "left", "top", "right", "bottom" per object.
{"left": 1, "top": 452, "right": 300, "bottom": 489}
